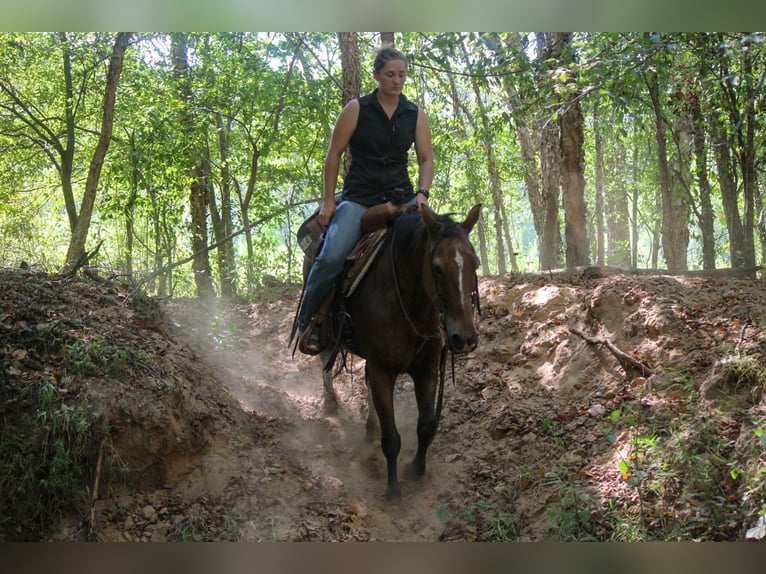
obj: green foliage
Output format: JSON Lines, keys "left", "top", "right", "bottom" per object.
{"left": 0, "top": 378, "right": 109, "bottom": 540}
{"left": 65, "top": 338, "right": 146, "bottom": 377}
{"left": 2, "top": 32, "right": 766, "bottom": 291}
{"left": 436, "top": 499, "right": 518, "bottom": 542}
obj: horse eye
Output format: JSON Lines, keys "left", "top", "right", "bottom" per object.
{"left": 433, "top": 265, "right": 444, "bottom": 277}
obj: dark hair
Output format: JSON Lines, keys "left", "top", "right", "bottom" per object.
{"left": 373, "top": 46, "right": 407, "bottom": 73}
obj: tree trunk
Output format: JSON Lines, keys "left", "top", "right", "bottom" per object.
{"left": 671, "top": 92, "right": 693, "bottom": 271}
{"left": 446, "top": 70, "right": 491, "bottom": 276}
{"left": 380, "top": 32, "right": 395, "bottom": 47}
{"left": 461, "top": 37, "right": 511, "bottom": 274}
{"left": 213, "top": 113, "right": 237, "bottom": 299}
{"left": 498, "top": 33, "right": 544, "bottom": 246}
{"left": 59, "top": 33, "right": 76, "bottom": 232}
{"left": 605, "top": 138, "right": 631, "bottom": 267}
{"left": 593, "top": 99, "right": 605, "bottom": 266}
{"left": 476, "top": 213, "right": 490, "bottom": 277}
{"left": 539, "top": 116, "right": 562, "bottom": 271}
{"left": 537, "top": 33, "right": 564, "bottom": 270}
{"left": 171, "top": 33, "right": 215, "bottom": 299}
{"left": 338, "top": 33, "right": 361, "bottom": 107}
{"left": 473, "top": 85, "right": 509, "bottom": 274}
{"left": 741, "top": 37, "right": 757, "bottom": 270}
{"left": 149, "top": 189, "right": 168, "bottom": 297}
{"left": 58, "top": 33, "right": 78, "bottom": 234}
{"left": 125, "top": 131, "right": 139, "bottom": 277}
{"left": 710, "top": 108, "right": 746, "bottom": 267}
{"left": 337, "top": 32, "right": 361, "bottom": 177}
{"left": 558, "top": 33, "right": 589, "bottom": 268}
{"left": 62, "top": 32, "right": 132, "bottom": 274}
{"left": 240, "top": 150, "right": 258, "bottom": 288}
{"left": 189, "top": 164, "right": 214, "bottom": 298}
{"left": 648, "top": 71, "right": 688, "bottom": 272}
{"left": 631, "top": 143, "right": 639, "bottom": 268}
{"left": 690, "top": 86, "right": 715, "bottom": 270}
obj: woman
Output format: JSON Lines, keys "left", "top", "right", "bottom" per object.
{"left": 296, "top": 46, "right": 434, "bottom": 354}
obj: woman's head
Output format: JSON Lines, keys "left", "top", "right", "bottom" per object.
{"left": 373, "top": 47, "right": 408, "bottom": 97}
{"left": 373, "top": 46, "right": 407, "bottom": 74}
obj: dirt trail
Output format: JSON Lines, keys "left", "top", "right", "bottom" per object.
{"left": 157, "top": 271, "right": 766, "bottom": 542}
{"left": 186, "top": 294, "right": 470, "bottom": 541}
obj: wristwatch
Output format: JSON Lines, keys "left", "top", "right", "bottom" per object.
{"left": 417, "top": 188, "right": 430, "bottom": 199}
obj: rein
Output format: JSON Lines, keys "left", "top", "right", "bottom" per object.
{"left": 389, "top": 223, "right": 443, "bottom": 353}
{"left": 388, "top": 221, "right": 457, "bottom": 432}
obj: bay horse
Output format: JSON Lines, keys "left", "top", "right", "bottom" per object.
{"left": 315, "top": 203, "right": 481, "bottom": 501}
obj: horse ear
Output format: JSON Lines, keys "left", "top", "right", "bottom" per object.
{"left": 421, "top": 203, "right": 442, "bottom": 236}
{"left": 461, "top": 204, "right": 481, "bottom": 234}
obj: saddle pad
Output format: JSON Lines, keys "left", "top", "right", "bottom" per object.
{"left": 342, "top": 228, "right": 387, "bottom": 297}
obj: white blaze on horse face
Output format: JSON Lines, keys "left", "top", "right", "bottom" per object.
{"left": 455, "top": 250, "right": 465, "bottom": 304}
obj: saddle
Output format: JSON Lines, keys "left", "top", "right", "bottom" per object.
{"left": 342, "top": 227, "right": 388, "bottom": 297}
{"left": 293, "top": 202, "right": 414, "bottom": 357}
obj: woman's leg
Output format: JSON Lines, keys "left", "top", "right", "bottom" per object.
{"left": 297, "top": 200, "right": 368, "bottom": 331}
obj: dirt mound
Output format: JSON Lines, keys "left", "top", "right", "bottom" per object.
{"left": 2, "top": 267, "right": 766, "bottom": 541}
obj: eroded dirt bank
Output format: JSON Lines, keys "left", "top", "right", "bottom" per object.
{"left": 2, "top": 268, "right": 766, "bottom": 541}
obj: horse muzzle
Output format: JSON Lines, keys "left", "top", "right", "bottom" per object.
{"left": 447, "top": 330, "right": 478, "bottom": 354}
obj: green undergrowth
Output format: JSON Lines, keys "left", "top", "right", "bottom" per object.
{"left": 0, "top": 337, "right": 139, "bottom": 540}
{"left": 438, "top": 356, "right": 766, "bottom": 541}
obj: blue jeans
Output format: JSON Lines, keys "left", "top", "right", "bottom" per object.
{"left": 297, "top": 200, "right": 369, "bottom": 332}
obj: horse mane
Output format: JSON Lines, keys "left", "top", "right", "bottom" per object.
{"left": 388, "top": 208, "right": 466, "bottom": 259}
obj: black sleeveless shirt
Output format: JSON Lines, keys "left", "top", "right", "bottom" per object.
{"left": 341, "top": 89, "right": 419, "bottom": 207}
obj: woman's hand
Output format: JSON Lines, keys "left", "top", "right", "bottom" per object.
{"left": 318, "top": 200, "right": 336, "bottom": 227}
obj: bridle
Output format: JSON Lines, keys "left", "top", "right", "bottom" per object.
{"left": 388, "top": 220, "right": 481, "bottom": 427}
{"left": 389, "top": 220, "right": 481, "bottom": 348}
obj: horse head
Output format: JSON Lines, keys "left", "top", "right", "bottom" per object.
{"left": 421, "top": 204, "right": 482, "bottom": 353}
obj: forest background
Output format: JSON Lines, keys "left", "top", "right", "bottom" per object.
{"left": 1, "top": 32, "right": 764, "bottom": 300}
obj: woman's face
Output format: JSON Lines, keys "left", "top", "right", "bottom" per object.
{"left": 373, "top": 58, "right": 407, "bottom": 98}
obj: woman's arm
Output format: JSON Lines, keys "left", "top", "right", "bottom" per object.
{"left": 413, "top": 106, "right": 434, "bottom": 207}
{"left": 319, "top": 99, "right": 360, "bottom": 226}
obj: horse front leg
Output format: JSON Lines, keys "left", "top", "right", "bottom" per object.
{"left": 406, "top": 365, "right": 439, "bottom": 480}
{"left": 367, "top": 362, "right": 401, "bottom": 501}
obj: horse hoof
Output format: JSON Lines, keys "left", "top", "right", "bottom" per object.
{"left": 322, "top": 395, "right": 339, "bottom": 416}
{"left": 385, "top": 486, "right": 401, "bottom": 501}
{"left": 405, "top": 461, "right": 426, "bottom": 480}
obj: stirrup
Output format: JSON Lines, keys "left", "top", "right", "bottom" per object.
{"left": 298, "top": 314, "right": 323, "bottom": 355}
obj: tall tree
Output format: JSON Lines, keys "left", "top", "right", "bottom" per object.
{"left": 689, "top": 78, "right": 716, "bottom": 270}
{"left": 603, "top": 112, "right": 632, "bottom": 267}
{"left": 0, "top": 34, "right": 117, "bottom": 249}
{"left": 538, "top": 33, "right": 564, "bottom": 270}
{"left": 171, "top": 33, "right": 215, "bottom": 299}
{"left": 557, "top": 32, "right": 589, "bottom": 267}
{"left": 593, "top": 97, "right": 605, "bottom": 266}
{"left": 740, "top": 34, "right": 758, "bottom": 270}
{"left": 337, "top": 32, "right": 361, "bottom": 177}
{"left": 211, "top": 111, "right": 237, "bottom": 298}
{"left": 492, "top": 33, "right": 547, "bottom": 270}
{"left": 647, "top": 63, "right": 689, "bottom": 272}
{"left": 62, "top": 33, "right": 132, "bottom": 273}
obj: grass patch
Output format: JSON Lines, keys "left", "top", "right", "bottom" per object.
{"left": 65, "top": 338, "right": 147, "bottom": 377}
{"left": 0, "top": 378, "right": 112, "bottom": 540}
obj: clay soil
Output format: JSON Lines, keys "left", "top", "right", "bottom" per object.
{"left": 2, "top": 267, "right": 766, "bottom": 542}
